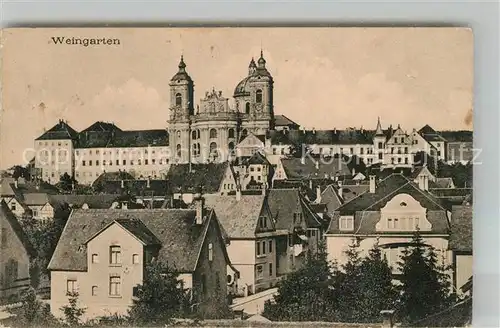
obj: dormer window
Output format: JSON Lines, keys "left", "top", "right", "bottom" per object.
{"left": 258, "top": 216, "right": 267, "bottom": 229}
{"left": 339, "top": 216, "right": 354, "bottom": 230}
{"left": 208, "top": 243, "right": 213, "bottom": 262}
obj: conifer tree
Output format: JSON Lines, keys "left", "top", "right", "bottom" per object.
{"left": 397, "top": 230, "right": 454, "bottom": 324}
{"left": 336, "top": 238, "right": 363, "bottom": 322}
{"left": 263, "top": 240, "right": 340, "bottom": 321}
{"left": 356, "top": 240, "right": 397, "bottom": 323}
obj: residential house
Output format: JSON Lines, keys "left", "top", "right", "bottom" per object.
{"left": 449, "top": 205, "right": 472, "bottom": 296}
{"left": 235, "top": 132, "right": 268, "bottom": 159}
{"left": 325, "top": 174, "right": 451, "bottom": 277}
{"left": 166, "top": 162, "right": 237, "bottom": 203}
{"left": 93, "top": 176, "right": 169, "bottom": 205}
{"left": 204, "top": 192, "right": 282, "bottom": 295}
{"left": 417, "top": 124, "right": 447, "bottom": 161}
{"left": 0, "top": 178, "right": 30, "bottom": 218}
{"left": 267, "top": 189, "right": 324, "bottom": 275}
{"left": 233, "top": 151, "right": 273, "bottom": 191}
{"left": 22, "top": 193, "right": 54, "bottom": 222}
{"left": 48, "top": 194, "right": 121, "bottom": 210}
{"left": 48, "top": 204, "right": 232, "bottom": 320}
{"left": 384, "top": 125, "right": 413, "bottom": 168}
{"left": 0, "top": 201, "right": 36, "bottom": 300}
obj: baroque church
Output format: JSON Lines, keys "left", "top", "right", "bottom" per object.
{"left": 167, "top": 52, "right": 275, "bottom": 164}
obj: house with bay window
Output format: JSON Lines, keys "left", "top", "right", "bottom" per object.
{"left": 48, "top": 201, "right": 233, "bottom": 320}
{"left": 325, "top": 173, "right": 451, "bottom": 278}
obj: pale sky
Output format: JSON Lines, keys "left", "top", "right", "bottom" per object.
{"left": 0, "top": 27, "right": 473, "bottom": 169}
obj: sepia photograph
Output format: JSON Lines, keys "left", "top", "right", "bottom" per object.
{"left": 0, "top": 27, "right": 473, "bottom": 327}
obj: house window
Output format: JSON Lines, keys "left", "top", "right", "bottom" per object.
{"left": 208, "top": 243, "right": 213, "bottom": 262}
{"left": 67, "top": 279, "right": 77, "bottom": 294}
{"left": 269, "top": 263, "right": 273, "bottom": 277}
{"left": 109, "top": 246, "right": 121, "bottom": 265}
{"left": 339, "top": 217, "right": 354, "bottom": 230}
{"left": 415, "top": 218, "right": 420, "bottom": 228}
{"left": 228, "top": 129, "right": 235, "bottom": 138}
{"left": 210, "top": 128, "right": 217, "bottom": 139}
{"left": 175, "top": 93, "right": 182, "bottom": 106}
{"left": 257, "top": 242, "right": 261, "bottom": 256}
{"left": 268, "top": 240, "right": 273, "bottom": 253}
{"left": 378, "top": 153, "right": 383, "bottom": 160}
{"left": 262, "top": 241, "right": 266, "bottom": 254}
{"left": 82, "top": 161, "right": 86, "bottom": 166}
{"left": 92, "top": 286, "right": 98, "bottom": 296}
{"left": 256, "top": 89, "right": 263, "bottom": 103}
{"left": 256, "top": 265, "right": 264, "bottom": 280}
{"left": 89, "top": 160, "right": 92, "bottom": 166}
{"left": 405, "top": 158, "right": 409, "bottom": 164}
{"left": 259, "top": 216, "right": 267, "bottom": 229}
{"left": 109, "top": 276, "right": 121, "bottom": 296}
{"left": 378, "top": 142, "right": 383, "bottom": 148}
{"left": 10, "top": 203, "right": 16, "bottom": 211}
{"left": 91, "top": 254, "right": 99, "bottom": 263}
{"left": 388, "top": 218, "right": 393, "bottom": 229}
{"left": 394, "top": 218, "right": 399, "bottom": 229}
{"left": 132, "top": 254, "right": 139, "bottom": 264}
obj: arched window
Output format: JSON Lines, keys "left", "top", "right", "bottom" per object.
{"left": 241, "top": 129, "right": 248, "bottom": 138}
{"left": 192, "top": 144, "right": 198, "bottom": 156}
{"left": 245, "top": 102, "right": 251, "bottom": 114}
{"left": 228, "top": 142, "right": 235, "bottom": 151}
{"left": 196, "top": 143, "right": 201, "bottom": 156}
{"left": 228, "top": 128, "right": 235, "bottom": 139}
{"left": 256, "top": 89, "right": 263, "bottom": 103}
{"left": 176, "top": 130, "right": 181, "bottom": 139}
{"left": 175, "top": 93, "right": 182, "bottom": 106}
{"left": 210, "top": 128, "right": 217, "bottom": 139}
{"left": 176, "top": 144, "right": 182, "bottom": 157}
{"left": 196, "top": 130, "right": 200, "bottom": 139}
{"left": 192, "top": 130, "right": 197, "bottom": 140}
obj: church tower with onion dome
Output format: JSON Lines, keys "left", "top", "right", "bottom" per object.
{"left": 233, "top": 50, "right": 275, "bottom": 136}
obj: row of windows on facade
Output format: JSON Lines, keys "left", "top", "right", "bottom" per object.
{"left": 80, "top": 158, "right": 168, "bottom": 167}
{"left": 96, "top": 244, "right": 214, "bottom": 266}
{"left": 38, "top": 141, "right": 70, "bottom": 147}
{"left": 66, "top": 276, "right": 121, "bottom": 297}
{"left": 189, "top": 128, "right": 237, "bottom": 140}
{"left": 339, "top": 217, "right": 421, "bottom": 231}
{"left": 174, "top": 89, "right": 264, "bottom": 108}
{"left": 75, "top": 148, "right": 167, "bottom": 157}
{"left": 256, "top": 239, "right": 273, "bottom": 257}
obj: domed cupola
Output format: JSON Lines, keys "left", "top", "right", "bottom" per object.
{"left": 170, "top": 55, "right": 193, "bottom": 83}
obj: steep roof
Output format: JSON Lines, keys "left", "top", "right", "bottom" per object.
{"left": 320, "top": 185, "right": 343, "bottom": 213}
{"left": 274, "top": 115, "right": 299, "bottom": 128}
{"left": 92, "top": 171, "right": 135, "bottom": 186}
{"left": 435, "top": 177, "right": 455, "bottom": 189}
{"left": 337, "top": 174, "right": 447, "bottom": 215}
{"left": 267, "top": 189, "right": 322, "bottom": 231}
{"left": 449, "top": 205, "right": 472, "bottom": 252}
{"left": 242, "top": 151, "right": 271, "bottom": 166}
{"left": 167, "top": 163, "right": 229, "bottom": 194}
{"left": 35, "top": 120, "right": 79, "bottom": 141}
{"left": 203, "top": 194, "right": 268, "bottom": 239}
{"left": 95, "top": 179, "right": 169, "bottom": 196}
{"left": 0, "top": 200, "right": 37, "bottom": 257}
{"left": 439, "top": 130, "right": 473, "bottom": 143}
{"left": 48, "top": 208, "right": 216, "bottom": 272}
{"left": 80, "top": 121, "right": 122, "bottom": 133}
{"left": 86, "top": 218, "right": 162, "bottom": 246}
{"left": 48, "top": 194, "right": 119, "bottom": 209}
{"left": 22, "top": 193, "right": 50, "bottom": 206}
{"left": 77, "top": 129, "right": 168, "bottom": 148}
{"left": 281, "top": 157, "right": 351, "bottom": 180}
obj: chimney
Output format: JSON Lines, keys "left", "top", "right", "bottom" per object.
{"left": 418, "top": 175, "right": 429, "bottom": 191}
{"left": 236, "top": 187, "right": 241, "bottom": 201}
{"left": 14, "top": 179, "right": 18, "bottom": 188}
{"left": 300, "top": 157, "right": 305, "bottom": 165}
{"left": 316, "top": 186, "right": 321, "bottom": 203}
{"left": 352, "top": 168, "right": 355, "bottom": 176}
{"left": 122, "top": 202, "right": 128, "bottom": 210}
{"left": 194, "top": 195, "right": 204, "bottom": 225}
{"left": 380, "top": 310, "right": 395, "bottom": 328}
{"left": 369, "top": 175, "right": 376, "bottom": 193}
{"left": 121, "top": 180, "right": 125, "bottom": 188}
{"left": 309, "top": 179, "right": 313, "bottom": 190}
{"left": 315, "top": 161, "right": 319, "bottom": 170}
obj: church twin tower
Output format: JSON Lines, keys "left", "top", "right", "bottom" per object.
{"left": 168, "top": 52, "right": 275, "bottom": 163}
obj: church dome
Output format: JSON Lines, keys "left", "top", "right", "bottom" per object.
{"left": 233, "top": 54, "right": 273, "bottom": 97}
{"left": 170, "top": 55, "right": 193, "bottom": 82}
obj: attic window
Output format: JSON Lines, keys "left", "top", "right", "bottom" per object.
{"left": 400, "top": 202, "right": 407, "bottom": 207}
{"left": 339, "top": 217, "right": 354, "bottom": 230}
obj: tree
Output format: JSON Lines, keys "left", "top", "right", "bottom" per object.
{"left": 128, "top": 260, "right": 189, "bottom": 325}
{"left": 396, "top": 230, "right": 455, "bottom": 324}
{"left": 413, "top": 151, "right": 437, "bottom": 175}
{"left": 335, "top": 239, "right": 364, "bottom": 322}
{"left": 263, "top": 240, "right": 340, "bottom": 321}
{"left": 355, "top": 241, "right": 397, "bottom": 323}
{"left": 18, "top": 287, "right": 58, "bottom": 327}
{"left": 60, "top": 292, "right": 86, "bottom": 326}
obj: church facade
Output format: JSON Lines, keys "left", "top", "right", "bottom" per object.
{"left": 167, "top": 52, "right": 275, "bottom": 164}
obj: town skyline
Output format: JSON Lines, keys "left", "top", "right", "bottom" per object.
{"left": 1, "top": 28, "right": 473, "bottom": 169}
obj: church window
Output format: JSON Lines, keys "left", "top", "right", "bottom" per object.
{"left": 245, "top": 102, "right": 250, "bottom": 114}
{"left": 228, "top": 142, "right": 235, "bottom": 151}
{"left": 405, "top": 158, "right": 409, "bottom": 164}
{"left": 256, "top": 89, "right": 263, "bottom": 103}
{"left": 210, "top": 129, "right": 217, "bottom": 139}
{"left": 196, "top": 130, "right": 200, "bottom": 139}
{"left": 176, "top": 131, "right": 181, "bottom": 139}
{"left": 241, "top": 129, "right": 248, "bottom": 138}
{"left": 378, "top": 142, "right": 383, "bottom": 148}
{"left": 210, "top": 142, "right": 218, "bottom": 160}
{"left": 175, "top": 93, "right": 182, "bottom": 106}
{"left": 192, "top": 130, "right": 197, "bottom": 140}
{"left": 378, "top": 153, "right": 383, "bottom": 160}
{"left": 228, "top": 128, "right": 235, "bottom": 139}
{"left": 176, "top": 144, "right": 182, "bottom": 158}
